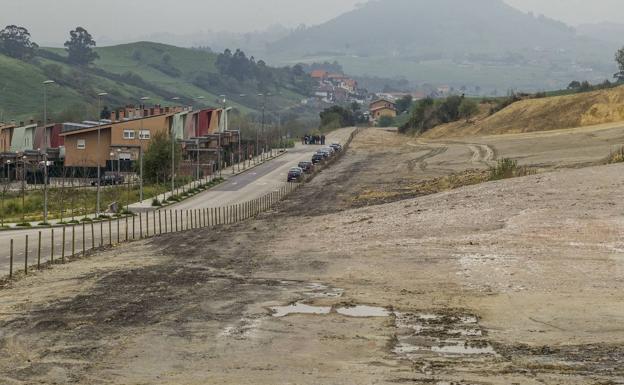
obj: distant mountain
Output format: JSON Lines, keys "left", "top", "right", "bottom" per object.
{"left": 271, "top": 0, "right": 578, "bottom": 56}
{"left": 267, "top": 0, "right": 616, "bottom": 92}
{"left": 576, "top": 23, "right": 624, "bottom": 47}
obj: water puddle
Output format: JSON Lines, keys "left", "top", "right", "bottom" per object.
{"left": 393, "top": 311, "right": 496, "bottom": 359}
{"left": 336, "top": 305, "right": 390, "bottom": 318}
{"left": 271, "top": 303, "right": 332, "bottom": 317}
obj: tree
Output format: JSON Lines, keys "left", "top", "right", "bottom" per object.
{"left": 0, "top": 25, "right": 38, "bottom": 60}
{"left": 319, "top": 106, "right": 355, "bottom": 129}
{"left": 458, "top": 98, "right": 479, "bottom": 120}
{"left": 615, "top": 47, "right": 624, "bottom": 82}
{"left": 378, "top": 115, "right": 395, "bottom": 127}
{"left": 142, "top": 132, "right": 181, "bottom": 184}
{"left": 567, "top": 80, "right": 581, "bottom": 90}
{"left": 395, "top": 95, "right": 413, "bottom": 114}
{"left": 65, "top": 27, "right": 99, "bottom": 66}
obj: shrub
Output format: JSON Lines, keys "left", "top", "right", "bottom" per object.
{"left": 607, "top": 147, "right": 624, "bottom": 164}
{"left": 16, "top": 222, "right": 32, "bottom": 227}
{"left": 152, "top": 198, "right": 162, "bottom": 207}
{"left": 489, "top": 158, "right": 534, "bottom": 180}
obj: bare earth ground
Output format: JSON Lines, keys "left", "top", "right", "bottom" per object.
{"left": 0, "top": 127, "right": 623, "bottom": 384}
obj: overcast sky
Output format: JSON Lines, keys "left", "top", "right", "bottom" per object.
{"left": 0, "top": 0, "right": 623, "bottom": 45}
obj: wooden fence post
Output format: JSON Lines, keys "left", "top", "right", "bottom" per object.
{"left": 61, "top": 226, "right": 66, "bottom": 263}
{"left": 37, "top": 231, "right": 42, "bottom": 269}
{"left": 51, "top": 229, "right": 54, "bottom": 264}
{"left": 24, "top": 235, "right": 29, "bottom": 275}
{"left": 9, "top": 239, "right": 13, "bottom": 278}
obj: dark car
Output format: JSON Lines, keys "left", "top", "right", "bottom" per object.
{"left": 330, "top": 143, "right": 343, "bottom": 152}
{"left": 91, "top": 175, "right": 124, "bottom": 186}
{"left": 312, "top": 153, "right": 325, "bottom": 164}
{"left": 287, "top": 167, "right": 304, "bottom": 182}
{"left": 298, "top": 161, "right": 314, "bottom": 174}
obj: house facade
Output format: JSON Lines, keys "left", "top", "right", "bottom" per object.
{"left": 369, "top": 99, "right": 397, "bottom": 123}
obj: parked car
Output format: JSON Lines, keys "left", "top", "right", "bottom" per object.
{"left": 312, "top": 153, "right": 325, "bottom": 164}
{"left": 287, "top": 167, "right": 304, "bottom": 182}
{"left": 319, "top": 148, "right": 333, "bottom": 158}
{"left": 91, "top": 175, "right": 124, "bottom": 186}
{"left": 298, "top": 161, "right": 314, "bottom": 174}
{"left": 330, "top": 143, "right": 343, "bottom": 152}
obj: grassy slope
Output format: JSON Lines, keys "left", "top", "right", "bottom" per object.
{"left": 1, "top": 42, "right": 308, "bottom": 122}
{"left": 424, "top": 85, "right": 624, "bottom": 138}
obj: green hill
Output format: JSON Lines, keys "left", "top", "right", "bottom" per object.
{"left": 0, "top": 41, "right": 314, "bottom": 123}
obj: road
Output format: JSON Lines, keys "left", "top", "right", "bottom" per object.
{"left": 0, "top": 127, "right": 357, "bottom": 278}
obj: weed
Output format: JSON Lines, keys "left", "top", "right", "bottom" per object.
{"left": 489, "top": 158, "right": 534, "bottom": 181}
{"left": 606, "top": 147, "right": 624, "bottom": 164}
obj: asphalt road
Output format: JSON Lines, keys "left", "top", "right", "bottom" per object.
{"left": 0, "top": 128, "right": 357, "bottom": 278}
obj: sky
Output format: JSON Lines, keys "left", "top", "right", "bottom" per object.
{"left": 0, "top": 0, "right": 623, "bottom": 46}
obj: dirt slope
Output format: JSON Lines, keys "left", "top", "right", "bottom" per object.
{"left": 426, "top": 85, "right": 624, "bottom": 138}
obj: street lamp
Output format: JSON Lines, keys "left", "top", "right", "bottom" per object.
{"left": 258, "top": 93, "right": 271, "bottom": 159}
{"left": 42, "top": 80, "right": 55, "bottom": 224}
{"left": 138, "top": 96, "right": 150, "bottom": 201}
{"left": 21, "top": 155, "right": 27, "bottom": 223}
{"left": 171, "top": 97, "right": 180, "bottom": 193}
{"left": 37, "top": 148, "right": 49, "bottom": 224}
{"left": 96, "top": 92, "right": 108, "bottom": 217}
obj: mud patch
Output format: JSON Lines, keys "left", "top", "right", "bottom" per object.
{"left": 393, "top": 311, "right": 496, "bottom": 361}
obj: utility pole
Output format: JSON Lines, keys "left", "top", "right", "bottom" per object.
{"left": 171, "top": 97, "right": 180, "bottom": 192}
{"left": 42, "top": 80, "right": 55, "bottom": 224}
{"left": 138, "top": 96, "right": 150, "bottom": 201}
{"left": 96, "top": 92, "right": 108, "bottom": 217}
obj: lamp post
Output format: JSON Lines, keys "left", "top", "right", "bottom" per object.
{"left": 138, "top": 96, "right": 150, "bottom": 201}
{"left": 37, "top": 148, "right": 49, "bottom": 223}
{"left": 195, "top": 96, "right": 205, "bottom": 185}
{"left": 42, "top": 80, "right": 55, "bottom": 224}
{"left": 21, "top": 155, "right": 27, "bottom": 223}
{"left": 171, "top": 97, "right": 180, "bottom": 193}
{"left": 258, "top": 93, "right": 271, "bottom": 159}
{"left": 96, "top": 92, "right": 108, "bottom": 217}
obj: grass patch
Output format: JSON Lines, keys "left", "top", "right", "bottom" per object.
{"left": 606, "top": 147, "right": 624, "bottom": 164}
{"left": 489, "top": 158, "right": 534, "bottom": 181}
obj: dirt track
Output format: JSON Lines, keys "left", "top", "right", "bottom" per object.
{"left": 0, "top": 127, "right": 623, "bottom": 384}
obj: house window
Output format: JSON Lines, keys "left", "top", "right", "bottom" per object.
{"left": 139, "top": 130, "right": 151, "bottom": 140}
{"left": 123, "top": 129, "right": 135, "bottom": 139}
{"left": 77, "top": 139, "right": 86, "bottom": 150}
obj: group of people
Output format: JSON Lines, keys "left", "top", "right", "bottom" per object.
{"left": 302, "top": 134, "right": 326, "bottom": 145}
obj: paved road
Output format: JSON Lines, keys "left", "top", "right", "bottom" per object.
{"left": 0, "top": 127, "right": 357, "bottom": 277}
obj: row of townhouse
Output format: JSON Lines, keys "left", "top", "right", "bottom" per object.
{"left": 0, "top": 104, "right": 242, "bottom": 180}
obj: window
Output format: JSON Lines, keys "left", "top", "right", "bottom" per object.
{"left": 139, "top": 130, "right": 151, "bottom": 140}
{"left": 123, "top": 129, "right": 135, "bottom": 140}
{"left": 77, "top": 139, "right": 86, "bottom": 150}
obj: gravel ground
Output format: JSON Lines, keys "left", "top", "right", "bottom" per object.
{"left": 0, "top": 129, "right": 622, "bottom": 384}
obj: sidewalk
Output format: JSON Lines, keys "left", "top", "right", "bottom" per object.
{"left": 127, "top": 149, "right": 287, "bottom": 213}
{"left": 0, "top": 149, "right": 287, "bottom": 229}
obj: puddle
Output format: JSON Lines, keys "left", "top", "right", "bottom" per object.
{"left": 336, "top": 305, "right": 390, "bottom": 318}
{"left": 393, "top": 311, "right": 496, "bottom": 359}
{"left": 271, "top": 303, "right": 331, "bottom": 317}
{"left": 432, "top": 342, "right": 496, "bottom": 355}
{"left": 304, "top": 283, "right": 344, "bottom": 298}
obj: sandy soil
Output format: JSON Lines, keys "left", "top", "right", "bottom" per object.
{"left": 0, "top": 128, "right": 623, "bottom": 384}
{"left": 425, "top": 85, "right": 624, "bottom": 138}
